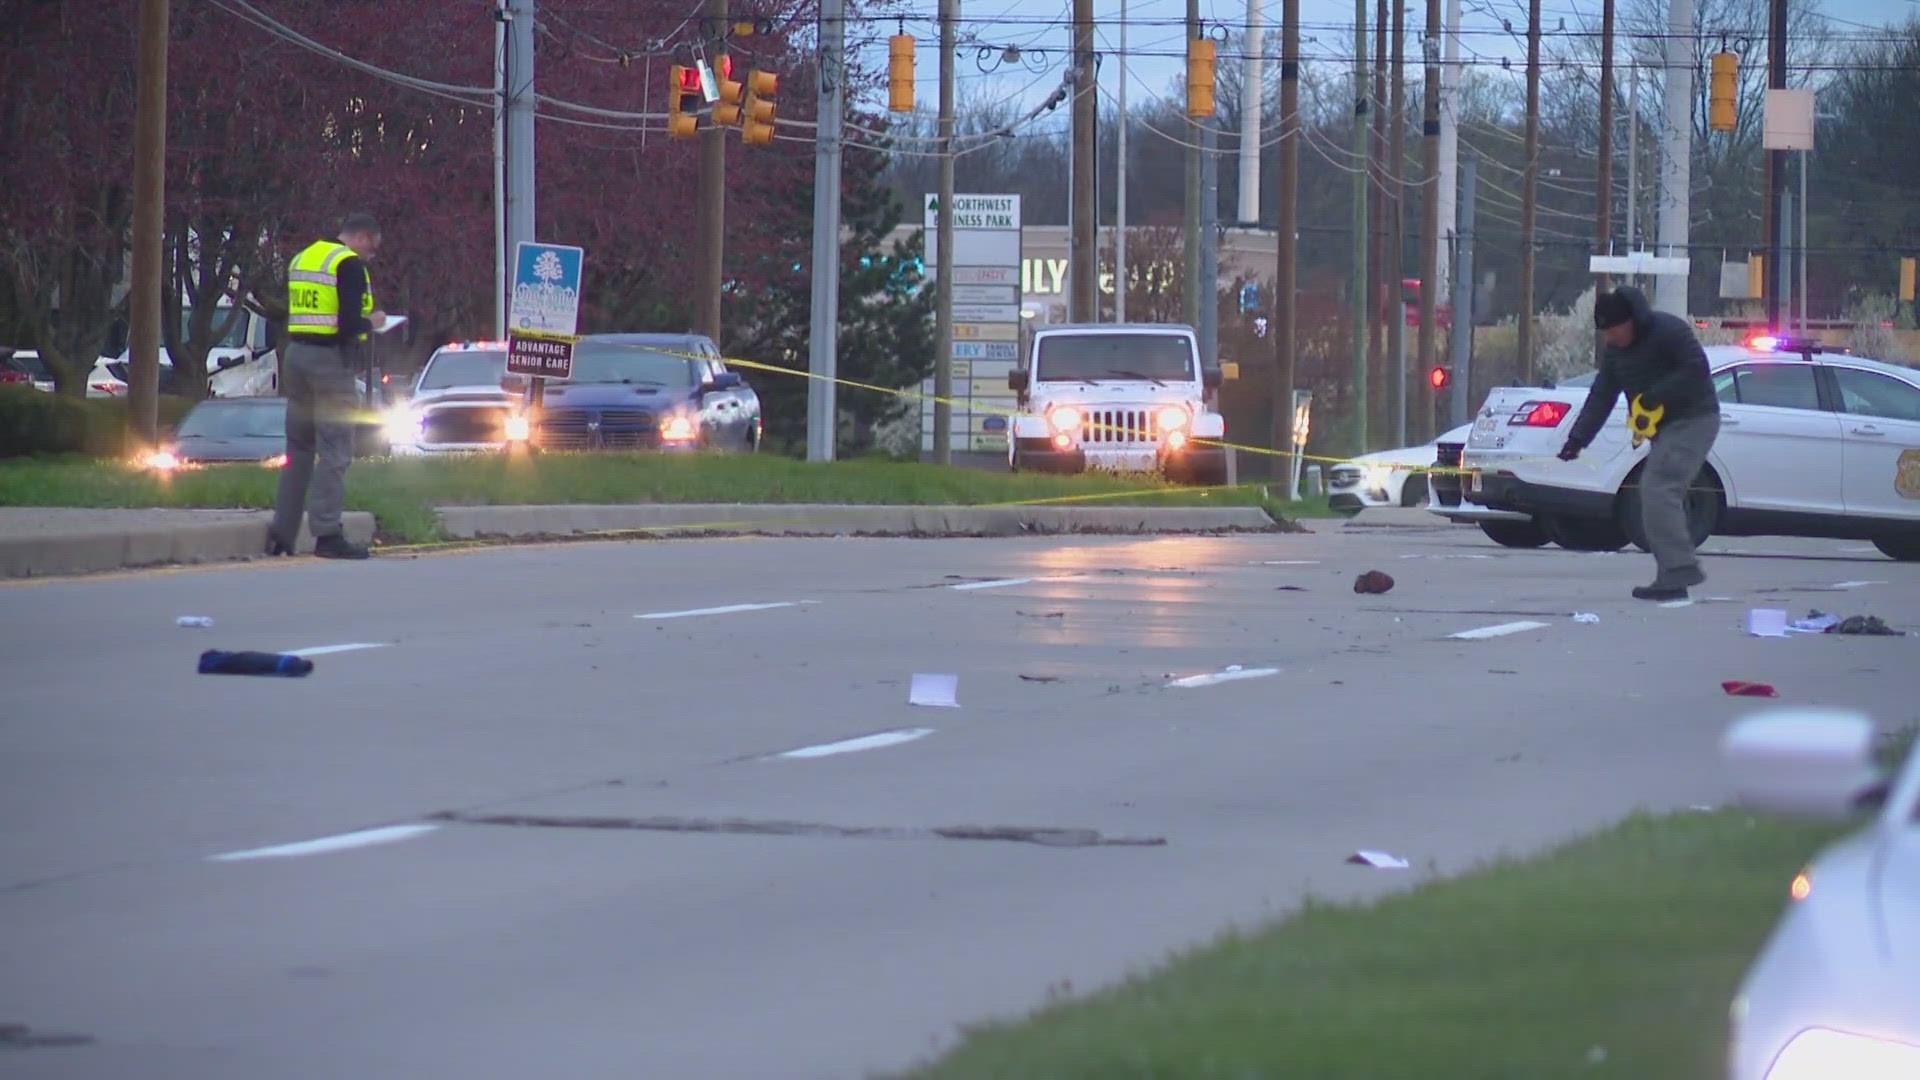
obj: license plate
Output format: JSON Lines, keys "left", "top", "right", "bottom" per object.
{"left": 1472, "top": 415, "right": 1498, "bottom": 438}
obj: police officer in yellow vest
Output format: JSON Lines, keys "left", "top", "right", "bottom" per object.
{"left": 269, "top": 212, "right": 387, "bottom": 559}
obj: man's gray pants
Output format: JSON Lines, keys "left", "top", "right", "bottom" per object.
{"left": 272, "top": 339, "right": 359, "bottom": 544}
{"left": 1640, "top": 412, "right": 1720, "bottom": 588}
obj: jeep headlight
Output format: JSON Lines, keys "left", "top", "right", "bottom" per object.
{"left": 382, "top": 407, "right": 422, "bottom": 444}
{"left": 1156, "top": 405, "right": 1190, "bottom": 432}
{"left": 1048, "top": 406, "right": 1083, "bottom": 433}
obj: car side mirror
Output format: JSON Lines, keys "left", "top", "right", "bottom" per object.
{"left": 500, "top": 373, "right": 530, "bottom": 394}
{"left": 707, "top": 371, "right": 743, "bottom": 391}
{"left": 1202, "top": 367, "right": 1223, "bottom": 390}
{"left": 1722, "top": 710, "right": 1887, "bottom": 820}
{"left": 1008, "top": 369, "right": 1030, "bottom": 392}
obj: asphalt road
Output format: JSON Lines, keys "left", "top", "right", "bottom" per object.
{"left": 3, "top": 517, "right": 1916, "bottom": 1079}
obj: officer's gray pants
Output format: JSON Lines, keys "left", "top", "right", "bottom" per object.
{"left": 272, "top": 339, "right": 359, "bottom": 542}
{"left": 1641, "top": 412, "right": 1720, "bottom": 587}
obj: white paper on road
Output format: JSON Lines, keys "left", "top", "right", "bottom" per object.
{"left": 1346, "top": 850, "right": 1411, "bottom": 870}
{"left": 1447, "top": 621, "right": 1549, "bottom": 640}
{"left": 909, "top": 673, "right": 960, "bottom": 708}
{"left": 1571, "top": 612, "right": 1600, "bottom": 624}
{"left": 1165, "top": 665, "right": 1280, "bottom": 688}
{"left": 1746, "top": 608, "right": 1789, "bottom": 638}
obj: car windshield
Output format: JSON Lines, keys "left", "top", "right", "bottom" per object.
{"left": 419, "top": 349, "right": 507, "bottom": 390}
{"left": 176, "top": 402, "right": 286, "bottom": 439}
{"left": 566, "top": 341, "right": 699, "bottom": 387}
{"left": 1035, "top": 334, "right": 1195, "bottom": 382}
{"left": 183, "top": 309, "right": 251, "bottom": 351}
{"left": 1558, "top": 370, "right": 1599, "bottom": 387}
{"left": 9, "top": 354, "right": 50, "bottom": 379}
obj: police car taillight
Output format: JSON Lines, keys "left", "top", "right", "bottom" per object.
{"left": 1510, "top": 400, "right": 1571, "bottom": 427}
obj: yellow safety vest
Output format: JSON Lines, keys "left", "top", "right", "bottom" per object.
{"left": 287, "top": 240, "right": 375, "bottom": 338}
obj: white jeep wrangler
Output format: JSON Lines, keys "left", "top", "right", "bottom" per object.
{"left": 1006, "top": 323, "right": 1229, "bottom": 485}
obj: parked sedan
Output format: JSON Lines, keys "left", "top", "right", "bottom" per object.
{"left": 147, "top": 397, "right": 289, "bottom": 470}
{"left": 1430, "top": 337, "right": 1920, "bottom": 560}
{"left": 1722, "top": 710, "right": 1920, "bottom": 1080}
{"left": 525, "top": 333, "right": 760, "bottom": 452}
{"left": 1327, "top": 424, "right": 1472, "bottom": 513}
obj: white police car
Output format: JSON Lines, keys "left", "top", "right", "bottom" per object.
{"left": 384, "top": 341, "right": 529, "bottom": 454}
{"left": 1722, "top": 710, "right": 1920, "bottom": 1080}
{"left": 1428, "top": 337, "right": 1920, "bottom": 560}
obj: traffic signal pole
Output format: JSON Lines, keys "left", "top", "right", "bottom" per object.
{"left": 806, "top": 0, "right": 845, "bottom": 461}
{"left": 932, "top": 0, "right": 956, "bottom": 464}
{"left": 1449, "top": 155, "right": 1475, "bottom": 426}
{"left": 696, "top": 0, "right": 726, "bottom": 343}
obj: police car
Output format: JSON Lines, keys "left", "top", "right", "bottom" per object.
{"left": 1427, "top": 337, "right": 1920, "bottom": 561}
{"left": 384, "top": 341, "right": 528, "bottom": 454}
{"left": 1722, "top": 710, "right": 1920, "bottom": 1080}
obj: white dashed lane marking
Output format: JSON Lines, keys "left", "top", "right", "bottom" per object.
{"left": 285, "top": 642, "right": 390, "bottom": 657}
{"left": 777, "top": 729, "right": 937, "bottom": 759}
{"left": 210, "top": 824, "right": 438, "bottom": 862}
{"left": 637, "top": 601, "right": 819, "bottom": 620}
{"left": 1448, "top": 621, "right": 1550, "bottom": 640}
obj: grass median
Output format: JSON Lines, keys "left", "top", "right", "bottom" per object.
{"left": 895, "top": 809, "right": 1851, "bottom": 1080}
{"left": 0, "top": 452, "right": 1335, "bottom": 542}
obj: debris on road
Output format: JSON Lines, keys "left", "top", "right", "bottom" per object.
{"left": 1745, "top": 608, "right": 1789, "bottom": 638}
{"left": 1018, "top": 674, "right": 1062, "bottom": 683}
{"left": 175, "top": 616, "right": 214, "bottom": 628}
{"left": 909, "top": 673, "right": 960, "bottom": 708}
{"left": 1016, "top": 610, "right": 1066, "bottom": 619}
{"left": 1826, "top": 615, "right": 1905, "bottom": 636}
{"left": 1346, "top": 850, "right": 1412, "bottom": 870}
{"left": 1721, "top": 680, "right": 1779, "bottom": 698}
{"left": 1352, "top": 570, "right": 1395, "bottom": 595}
{"left": 197, "top": 650, "right": 314, "bottom": 677}
{"left": 1571, "top": 612, "right": 1600, "bottom": 624}
{"left": 1789, "top": 610, "right": 1841, "bottom": 633}
{"left": 1275, "top": 585, "right": 1307, "bottom": 592}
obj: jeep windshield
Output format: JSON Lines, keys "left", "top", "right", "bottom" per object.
{"left": 1035, "top": 334, "right": 1194, "bottom": 383}
{"left": 567, "top": 342, "right": 700, "bottom": 387}
{"left": 419, "top": 349, "right": 507, "bottom": 390}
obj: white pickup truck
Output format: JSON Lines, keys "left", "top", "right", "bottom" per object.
{"left": 1005, "top": 323, "right": 1230, "bottom": 485}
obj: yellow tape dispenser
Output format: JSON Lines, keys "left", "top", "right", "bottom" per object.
{"left": 1627, "top": 395, "right": 1663, "bottom": 448}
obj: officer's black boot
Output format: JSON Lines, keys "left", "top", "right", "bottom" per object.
{"left": 313, "top": 535, "right": 370, "bottom": 560}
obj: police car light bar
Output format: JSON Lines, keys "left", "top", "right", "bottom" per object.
{"left": 1746, "top": 334, "right": 1829, "bottom": 355}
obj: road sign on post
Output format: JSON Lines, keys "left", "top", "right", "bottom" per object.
{"left": 506, "top": 242, "right": 584, "bottom": 381}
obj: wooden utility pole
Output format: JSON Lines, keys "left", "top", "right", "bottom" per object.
{"left": 1369, "top": 0, "right": 1387, "bottom": 435}
{"left": 1417, "top": 0, "right": 1440, "bottom": 442}
{"left": 695, "top": 0, "right": 726, "bottom": 341}
{"left": 1184, "top": 0, "right": 1202, "bottom": 328}
{"left": 1765, "top": 0, "right": 1786, "bottom": 328}
{"left": 1350, "top": 0, "right": 1370, "bottom": 452}
{"left": 933, "top": 0, "right": 956, "bottom": 463}
{"left": 129, "top": 0, "right": 169, "bottom": 444}
{"left": 1388, "top": 0, "right": 1407, "bottom": 444}
{"left": 1594, "top": 0, "right": 1615, "bottom": 320}
{"left": 1272, "top": 0, "right": 1301, "bottom": 470}
{"left": 1518, "top": 0, "right": 1539, "bottom": 385}
{"left": 1071, "top": 0, "right": 1097, "bottom": 320}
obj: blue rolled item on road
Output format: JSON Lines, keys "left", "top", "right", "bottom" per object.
{"left": 197, "top": 650, "right": 314, "bottom": 677}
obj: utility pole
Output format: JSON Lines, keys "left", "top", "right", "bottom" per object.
{"left": 1518, "top": 0, "right": 1539, "bottom": 385}
{"left": 1627, "top": 60, "right": 1638, "bottom": 256}
{"left": 1201, "top": 117, "right": 1219, "bottom": 368}
{"left": 1655, "top": 0, "right": 1693, "bottom": 317}
{"left": 1273, "top": 0, "right": 1301, "bottom": 474}
{"left": 806, "top": 0, "right": 845, "bottom": 462}
{"left": 1417, "top": 0, "right": 1442, "bottom": 444}
{"left": 1184, "top": 0, "right": 1202, "bottom": 328}
{"left": 1369, "top": 0, "right": 1388, "bottom": 427}
{"left": 1594, "top": 0, "right": 1615, "bottom": 362}
{"left": 1389, "top": 0, "right": 1407, "bottom": 445}
{"left": 129, "top": 0, "right": 168, "bottom": 444}
{"left": 1071, "top": 0, "right": 1097, "bottom": 321}
{"left": 1350, "top": 0, "right": 1370, "bottom": 452}
{"left": 493, "top": 3, "right": 508, "bottom": 338}
{"left": 695, "top": 0, "right": 726, "bottom": 341}
{"left": 1238, "top": 0, "right": 1263, "bottom": 225}
{"left": 1435, "top": 0, "right": 1461, "bottom": 300}
{"left": 1116, "top": 0, "right": 1128, "bottom": 322}
{"left": 933, "top": 0, "right": 956, "bottom": 463}
{"left": 1765, "top": 0, "right": 1786, "bottom": 329}
{"left": 1449, "top": 155, "right": 1476, "bottom": 426}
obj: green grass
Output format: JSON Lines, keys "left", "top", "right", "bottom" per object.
{"left": 0, "top": 452, "right": 1335, "bottom": 543}
{"left": 894, "top": 810, "right": 1851, "bottom": 1080}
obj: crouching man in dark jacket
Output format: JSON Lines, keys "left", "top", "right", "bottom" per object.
{"left": 1559, "top": 286, "right": 1720, "bottom": 601}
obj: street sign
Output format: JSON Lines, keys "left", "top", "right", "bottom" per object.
{"left": 507, "top": 241, "right": 584, "bottom": 380}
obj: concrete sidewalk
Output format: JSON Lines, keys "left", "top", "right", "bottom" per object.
{"left": 0, "top": 509, "right": 378, "bottom": 579}
{"left": 0, "top": 503, "right": 1284, "bottom": 578}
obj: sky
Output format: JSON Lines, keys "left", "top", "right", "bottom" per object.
{"left": 846, "top": 0, "right": 1916, "bottom": 131}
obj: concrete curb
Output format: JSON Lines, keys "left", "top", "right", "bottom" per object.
{"left": 0, "top": 510, "right": 377, "bottom": 579}
{"left": 433, "top": 503, "right": 1287, "bottom": 540}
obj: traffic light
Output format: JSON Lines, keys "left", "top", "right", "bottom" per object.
{"left": 668, "top": 64, "right": 700, "bottom": 138}
{"left": 1428, "top": 366, "right": 1451, "bottom": 390}
{"left": 714, "top": 55, "right": 744, "bottom": 126}
{"left": 741, "top": 68, "right": 778, "bottom": 146}
{"left": 889, "top": 34, "right": 915, "bottom": 113}
{"left": 1709, "top": 51, "right": 1737, "bottom": 133}
{"left": 1187, "top": 38, "right": 1216, "bottom": 118}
